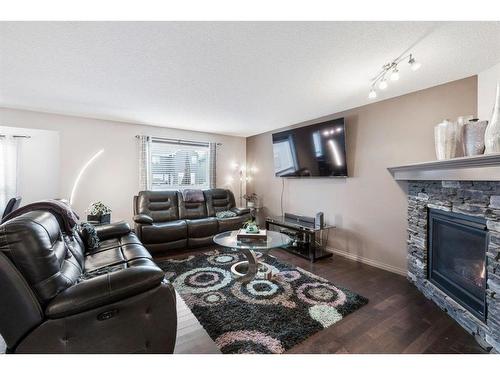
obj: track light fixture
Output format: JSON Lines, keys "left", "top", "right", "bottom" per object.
{"left": 367, "top": 53, "right": 421, "bottom": 99}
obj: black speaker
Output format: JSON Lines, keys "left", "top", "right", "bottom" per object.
{"left": 315, "top": 212, "right": 324, "bottom": 229}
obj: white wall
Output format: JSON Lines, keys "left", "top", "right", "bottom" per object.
{"left": 0, "top": 108, "right": 246, "bottom": 223}
{"left": 0, "top": 125, "right": 60, "bottom": 206}
{"left": 478, "top": 62, "right": 500, "bottom": 121}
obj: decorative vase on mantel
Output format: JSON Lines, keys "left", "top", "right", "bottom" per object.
{"left": 434, "top": 119, "right": 462, "bottom": 160}
{"left": 484, "top": 82, "right": 500, "bottom": 154}
{"left": 463, "top": 119, "right": 488, "bottom": 156}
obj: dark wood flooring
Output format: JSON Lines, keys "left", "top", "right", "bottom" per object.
{"left": 164, "top": 248, "right": 487, "bottom": 354}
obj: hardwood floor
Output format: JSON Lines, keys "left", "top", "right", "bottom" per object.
{"left": 174, "top": 292, "right": 221, "bottom": 354}
{"left": 168, "top": 249, "right": 487, "bottom": 354}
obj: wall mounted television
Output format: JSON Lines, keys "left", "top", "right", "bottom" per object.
{"left": 272, "top": 117, "right": 348, "bottom": 177}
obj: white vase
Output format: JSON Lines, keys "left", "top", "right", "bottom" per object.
{"left": 484, "top": 83, "right": 500, "bottom": 154}
{"left": 434, "top": 119, "right": 461, "bottom": 160}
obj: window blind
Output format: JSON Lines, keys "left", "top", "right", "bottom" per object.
{"left": 150, "top": 138, "right": 212, "bottom": 191}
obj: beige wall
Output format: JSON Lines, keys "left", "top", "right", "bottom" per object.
{"left": 478, "top": 62, "right": 500, "bottom": 121}
{"left": 246, "top": 76, "right": 477, "bottom": 274}
{"left": 0, "top": 108, "right": 246, "bottom": 223}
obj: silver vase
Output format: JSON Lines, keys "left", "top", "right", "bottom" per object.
{"left": 484, "top": 82, "right": 500, "bottom": 154}
{"left": 463, "top": 120, "right": 488, "bottom": 156}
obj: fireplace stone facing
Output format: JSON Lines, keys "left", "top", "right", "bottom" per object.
{"left": 407, "top": 181, "right": 500, "bottom": 353}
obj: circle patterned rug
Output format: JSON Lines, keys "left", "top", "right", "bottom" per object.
{"left": 157, "top": 248, "right": 368, "bottom": 354}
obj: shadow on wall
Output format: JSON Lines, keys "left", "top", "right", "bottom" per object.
{"left": 345, "top": 114, "right": 359, "bottom": 178}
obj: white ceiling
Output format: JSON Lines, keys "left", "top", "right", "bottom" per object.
{"left": 1, "top": 22, "right": 500, "bottom": 137}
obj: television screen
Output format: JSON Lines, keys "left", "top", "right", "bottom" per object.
{"left": 272, "top": 117, "right": 347, "bottom": 177}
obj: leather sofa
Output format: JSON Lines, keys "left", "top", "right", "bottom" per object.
{"left": 0, "top": 210, "right": 177, "bottom": 353}
{"left": 133, "top": 189, "right": 251, "bottom": 254}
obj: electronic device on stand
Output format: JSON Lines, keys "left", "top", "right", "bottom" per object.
{"left": 265, "top": 212, "right": 333, "bottom": 262}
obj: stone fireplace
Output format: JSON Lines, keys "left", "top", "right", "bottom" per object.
{"left": 388, "top": 155, "right": 500, "bottom": 353}
{"left": 407, "top": 181, "right": 499, "bottom": 352}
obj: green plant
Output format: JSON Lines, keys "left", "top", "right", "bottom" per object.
{"left": 243, "top": 193, "right": 258, "bottom": 203}
{"left": 243, "top": 218, "right": 258, "bottom": 228}
{"left": 87, "top": 201, "right": 112, "bottom": 216}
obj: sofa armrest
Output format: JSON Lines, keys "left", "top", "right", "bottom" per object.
{"left": 45, "top": 265, "right": 165, "bottom": 318}
{"left": 95, "top": 221, "right": 131, "bottom": 241}
{"left": 133, "top": 214, "right": 153, "bottom": 225}
{"left": 231, "top": 207, "right": 250, "bottom": 216}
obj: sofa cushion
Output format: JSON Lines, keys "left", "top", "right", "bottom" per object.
{"left": 178, "top": 192, "right": 208, "bottom": 219}
{"left": 93, "top": 232, "right": 143, "bottom": 252}
{"left": 141, "top": 219, "right": 187, "bottom": 244}
{"left": 187, "top": 217, "right": 218, "bottom": 238}
{"left": 46, "top": 258, "right": 165, "bottom": 318}
{"left": 136, "top": 191, "right": 180, "bottom": 222}
{"left": 84, "top": 243, "right": 152, "bottom": 273}
{"left": 204, "top": 189, "right": 236, "bottom": 216}
{"left": 217, "top": 214, "right": 251, "bottom": 232}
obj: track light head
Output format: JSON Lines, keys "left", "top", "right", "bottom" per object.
{"left": 378, "top": 78, "right": 388, "bottom": 90}
{"left": 409, "top": 55, "right": 421, "bottom": 71}
{"left": 390, "top": 67, "right": 400, "bottom": 81}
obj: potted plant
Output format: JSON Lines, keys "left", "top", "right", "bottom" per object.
{"left": 86, "top": 201, "right": 112, "bottom": 224}
{"left": 243, "top": 218, "right": 259, "bottom": 233}
{"left": 243, "top": 193, "right": 258, "bottom": 208}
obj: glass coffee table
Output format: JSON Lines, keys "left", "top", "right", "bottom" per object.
{"left": 213, "top": 230, "right": 291, "bottom": 282}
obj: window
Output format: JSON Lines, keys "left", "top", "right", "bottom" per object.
{"left": 149, "top": 138, "right": 213, "bottom": 191}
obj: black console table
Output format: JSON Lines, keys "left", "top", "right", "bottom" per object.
{"left": 265, "top": 215, "right": 333, "bottom": 262}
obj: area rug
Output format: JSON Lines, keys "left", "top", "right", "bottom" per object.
{"left": 157, "top": 248, "right": 368, "bottom": 354}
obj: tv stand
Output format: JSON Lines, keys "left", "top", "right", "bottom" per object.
{"left": 265, "top": 215, "right": 333, "bottom": 262}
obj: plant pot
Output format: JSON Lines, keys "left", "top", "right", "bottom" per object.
{"left": 87, "top": 213, "right": 111, "bottom": 224}
{"left": 247, "top": 202, "right": 256, "bottom": 208}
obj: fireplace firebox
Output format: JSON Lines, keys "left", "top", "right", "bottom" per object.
{"left": 428, "top": 209, "right": 488, "bottom": 321}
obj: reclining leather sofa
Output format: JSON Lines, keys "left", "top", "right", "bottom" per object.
{"left": 133, "top": 188, "right": 251, "bottom": 254}
{"left": 0, "top": 210, "right": 177, "bottom": 353}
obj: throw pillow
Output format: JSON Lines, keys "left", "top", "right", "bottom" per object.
{"left": 216, "top": 210, "right": 237, "bottom": 219}
{"left": 80, "top": 222, "right": 100, "bottom": 250}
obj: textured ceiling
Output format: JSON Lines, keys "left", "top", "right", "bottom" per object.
{"left": 1, "top": 21, "right": 499, "bottom": 137}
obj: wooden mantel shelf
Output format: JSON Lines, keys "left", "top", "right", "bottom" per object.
{"left": 387, "top": 153, "right": 500, "bottom": 181}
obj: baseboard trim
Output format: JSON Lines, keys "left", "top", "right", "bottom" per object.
{"left": 327, "top": 247, "right": 407, "bottom": 276}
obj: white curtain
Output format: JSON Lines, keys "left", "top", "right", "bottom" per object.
{"left": 209, "top": 142, "right": 217, "bottom": 188}
{"left": 137, "top": 135, "right": 151, "bottom": 191}
{"left": 0, "top": 135, "right": 21, "bottom": 213}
